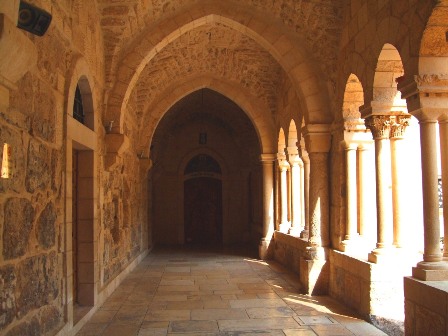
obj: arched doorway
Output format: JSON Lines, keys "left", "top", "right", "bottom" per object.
{"left": 184, "top": 154, "right": 222, "bottom": 245}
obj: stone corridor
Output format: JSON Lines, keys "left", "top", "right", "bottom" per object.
{"left": 75, "top": 247, "right": 386, "bottom": 336}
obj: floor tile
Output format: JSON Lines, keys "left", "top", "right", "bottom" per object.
{"left": 169, "top": 320, "right": 219, "bottom": 333}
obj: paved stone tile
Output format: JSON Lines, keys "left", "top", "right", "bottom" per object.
{"left": 246, "top": 306, "right": 295, "bottom": 318}
{"left": 144, "top": 309, "right": 190, "bottom": 321}
{"left": 191, "top": 308, "right": 249, "bottom": 320}
{"left": 74, "top": 248, "right": 386, "bottom": 336}
{"left": 169, "top": 320, "right": 219, "bottom": 333}
{"left": 102, "top": 323, "right": 140, "bottom": 336}
{"left": 295, "top": 315, "right": 338, "bottom": 325}
{"left": 229, "top": 298, "right": 287, "bottom": 308}
{"left": 218, "top": 317, "right": 300, "bottom": 331}
{"left": 283, "top": 328, "right": 317, "bottom": 336}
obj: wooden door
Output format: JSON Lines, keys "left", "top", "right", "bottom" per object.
{"left": 184, "top": 177, "right": 222, "bottom": 244}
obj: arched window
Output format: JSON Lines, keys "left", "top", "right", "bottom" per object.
{"left": 73, "top": 85, "right": 84, "bottom": 124}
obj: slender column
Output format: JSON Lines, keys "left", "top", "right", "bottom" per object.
{"left": 357, "top": 145, "right": 368, "bottom": 236}
{"left": 441, "top": 120, "right": 448, "bottom": 259}
{"left": 301, "top": 151, "right": 310, "bottom": 238}
{"left": 259, "top": 154, "right": 275, "bottom": 259}
{"left": 390, "top": 115, "right": 411, "bottom": 248}
{"left": 341, "top": 142, "right": 358, "bottom": 250}
{"left": 365, "top": 115, "right": 394, "bottom": 263}
{"left": 419, "top": 120, "right": 443, "bottom": 264}
{"left": 278, "top": 159, "right": 290, "bottom": 233}
{"left": 288, "top": 152, "right": 303, "bottom": 236}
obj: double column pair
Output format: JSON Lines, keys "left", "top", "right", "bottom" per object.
{"left": 277, "top": 146, "right": 307, "bottom": 237}
{"left": 259, "top": 125, "right": 331, "bottom": 260}
{"left": 362, "top": 114, "right": 410, "bottom": 262}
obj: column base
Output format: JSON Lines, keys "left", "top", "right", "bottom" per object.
{"left": 412, "top": 261, "right": 448, "bottom": 280}
{"left": 340, "top": 234, "right": 361, "bottom": 254}
{"left": 288, "top": 227, "right": 302, "bottom": 237}
{"left": 368, "top": 246, "right": 395, "bottom": 263}
{"left": 278, "top": 223, "right": 290, "bottom": 234}
{"left": 300, "top": 230, "right": 309, "bottom": 239}
{"left": 259, "top": 238, "right": 273, "bottom": 260}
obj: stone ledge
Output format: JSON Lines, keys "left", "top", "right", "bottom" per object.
{"left": 412, "top": 267, "right": 448, "bottom": 281}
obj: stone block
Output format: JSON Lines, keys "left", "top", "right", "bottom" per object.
{"left": 25, "top": 140, "right": 51, "bottom": 193}
{"left": 16, "top": 252, "right": 59, "bottom": 317}
{"left": 2, "top": 197, "right": 34, "bottom": 260}
{"left": 5, "top": 317, "right": 40, "bottom": 336}
{"left": 37, "top": 202, "right": 57, "bottom": 249}
{"left": 0, "top": 265, "right": 16, "bottom": 330}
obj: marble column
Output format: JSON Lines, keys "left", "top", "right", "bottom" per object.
{"left": 259, "top": 154, "right": 276, "bottom": 259}
{"left": 365, "top": 115, "right": 394, "bottom": 263}
{"left": 440, "top": 120, "right": 448, "bottom": 259}
{"left": 341, "top": 142, "right": 358, "bottom": 250}
{"left": 390, "top": 115, "right": 411, "bottom": 248}
{"left": 288, "top": 151, "right": 303, "bottom": 236}
{"left": 278, "top": 158, "right": 290, "bottom": 233}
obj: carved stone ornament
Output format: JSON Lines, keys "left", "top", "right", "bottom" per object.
{"left": 365, "top": 115, "right": 392, "bottom": 140}
{"left": 390, "top": 115, "right": 411, "bottom": 139}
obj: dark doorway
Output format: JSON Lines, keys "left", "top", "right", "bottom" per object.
{"left": 184, "top": 177, "right": 222, "bottom": 244}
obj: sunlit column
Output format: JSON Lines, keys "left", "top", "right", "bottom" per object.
{"left": 357, "top": 144, "right": 368, "bottom": 236}
{"left": 440, "top": 120, "right": 448, "bottom": 259}
{"left": 288, "top": 152, "right": 303, "bottom": 236}
{"left": 390, "top": 115, "right": 411, "bottom": 248}
{"left": 365, "top": 115, "right": 394, "bottom": 263}
{"left": 301, "top": 151, "right": 310, "bottom": 238}
{"left": 341, "top": 142, "right": 358, "bottom": 251}
{"left": 259, "top": 154, "right": 276, "bottom": 259}
{"left": 278, "top": 158, "right": 290, "bottom": 233}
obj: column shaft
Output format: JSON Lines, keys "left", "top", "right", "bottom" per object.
{"left": 357, "top": 146, "right": 367, "bottom": 236}
{"left": 344, "top": 144, "right": 358, "bottom": 241}
{"left": 419, "top": 121, "right": 442, "bottom": 262}
{"left": 261, "top": 160, "right": 275, "bottom": 239}
{"left": 289, "top": 163, "right": 302, "bottom": 235}
{"left": 302, "top": 154, "right": 310, "bottom": 238}
{"left": 308, "top": 152, "right": 330, "bottom": 247}
{"left": 391, "top": 137, "right": 404, "bottom": 247}
{"left": 441, "top": 121, "right": 448, "bottom": 259}
{"left": 278, "top": 163, "right": 290, "bottom": 232}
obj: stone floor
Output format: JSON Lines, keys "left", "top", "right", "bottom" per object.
{"left": 76, "top": 246, "right": 387, "bottom": 336}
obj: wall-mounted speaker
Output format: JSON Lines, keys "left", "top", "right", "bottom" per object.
{"left": 17, "top": 1, "right": 52, "bottom": 36}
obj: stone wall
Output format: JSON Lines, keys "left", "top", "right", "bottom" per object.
{"left": 404, "top": 277, "right": 448, "bottom": 336}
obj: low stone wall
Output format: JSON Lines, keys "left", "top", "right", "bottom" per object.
{"left": 272, "top": 231, "right": 307, "bottom": 274}
{"left": 404, "top": 277, "right": 448, "bottom": 336}
{"left": 330, "top": 250, "right": 418, "bottom": 335}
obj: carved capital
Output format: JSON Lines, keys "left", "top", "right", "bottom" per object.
{"left": 390, "top": 115, "right": 411, "bottom": 139}
{"left": 288, "top": 153, "right": 303, "bottom": 167}
{"left": 365, "top": 115, "right": 391, "bottom": 140}
{"left": 278, "top": 158, "right": 290, "bottom": 172}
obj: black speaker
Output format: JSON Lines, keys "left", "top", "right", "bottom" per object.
{"left": 17, "top": 1, "right": 52, "bottom": 36}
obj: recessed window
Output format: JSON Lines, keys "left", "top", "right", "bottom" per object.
{"left": 73, "top": 85, "right": 84, "bottom": 124}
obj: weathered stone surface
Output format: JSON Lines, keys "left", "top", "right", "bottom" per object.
{"left": 5, "top": 317, "right": 40, "bottom": 336}
{"left": 37, "top": 202, "right": 57, "bottom": 249}
{"left": 39, "top": 305, "right": 62, "bottom": 335}
{"left": 26, "top": 140, "right": 51, "bottom": 193}
{"left": 0, "top": 265, "right": 16, "bottom": 330}
{"left": 3, "top": 198, "right": 34, "bottom": 260}
{"left": 16, "top": 252, "right": 59, "bottom": 318}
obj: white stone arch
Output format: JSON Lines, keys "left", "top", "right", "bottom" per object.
{"left": 373, "top": 43, "right": 406, "bottom": 113}
{"left": 137, "top": 75, "right": 276, "bottom": 157}
{"left": 278, "top": 128, "right": 286, "bottom": 155}
{"left": 287, "top": 119, "right": 298, "bottom": 149}
{"left": 106, "top": 6, "right": 331, "bottom": 133}
{"left": 343, "top": 74, "right": 364, "bottom": 121}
